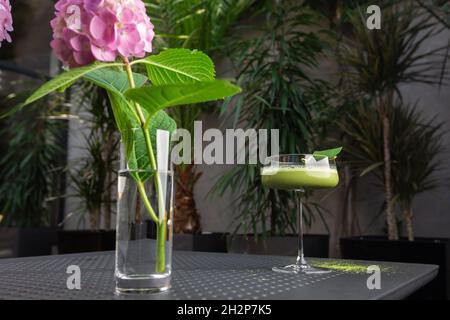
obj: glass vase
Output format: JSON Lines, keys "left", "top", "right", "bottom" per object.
{"left": 115, "top": 167, "right": 174, "bottom": 293}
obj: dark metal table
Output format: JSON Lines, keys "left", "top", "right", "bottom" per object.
{"left": 0, "top": 251, "right": 438, "bottom": 300}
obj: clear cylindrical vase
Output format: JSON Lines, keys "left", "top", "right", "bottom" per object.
{"left": 115, "top": 168, "right": 174, "bottom": 293}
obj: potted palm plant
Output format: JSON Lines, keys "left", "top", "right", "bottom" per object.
{"left": 147, "top": 0, "right": 256, "bottom": 253}
{"left": 335, "top": 1, "right": 450, "bottom": 299}
{"left": 340, "top": 104, "right": 449, "bottom": 299}
{"left": 337, "top": 3, "right": 449, "bottom": 240}
{"left": 0, "top": 0, "right": 63, "bottom": 258}
{"left": 211, "top": 1, "right": 333, "bottom": 257}
{"left": 0, "top": 98, "right": 62, "bottom": 258}
{"left": 57, "top": 84, "right": 118, "bottom": 254}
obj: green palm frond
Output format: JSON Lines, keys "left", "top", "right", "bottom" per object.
{"left": 339, "top": 102, "right": 444, "bottom": 208}
{"left": 211, "top": 3, "right": 332, "bottom": 236}
{"left": 338, "top": 3, "right": 449, "bottom": 99}
{"left": 0, "top": 98, "right": 66, "bottom": 227}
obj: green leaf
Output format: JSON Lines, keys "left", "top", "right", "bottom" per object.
{"left": 124, "top": 111, "right": 176, "bottom": 182}
{"left": 360, "top": 162, "right": 384, "bottom": 177}
{"left": 125, "top": 80, "right": 242, "bottom": 119}
{"left": 0, "top": 103, "right": 25, "bottom": 119}
{"left": 107, "top": 91, "right": 147, "bottom": 182}
{"left": 0, "top": 62, "right": 126, "bottom": 118}
{"left": 125, "top": 128, "right": 153, "bottom": 182}
{"left": 106, "top": 91, "right": 138, "bottom": 134}
{"left": 88, "top": 68, "right": 147, "bottom": 131}
{"left": 84, "top": 68, "right": 147, "bottom": 95}
{"left": 91, "top": 68, "right": 177, "bottom": 156}
{"left": 102, "top": 72, "right": 176, "bottom": 182}
{"left": 133, "top": 48, "right": 215, "bottom": 85}
{"left": 313, "top": 147, "right": 343, "bottom": 159}
{"left": 149, "top": 110, "right": 177, "bottom": 152}
{"left": 25, "top": 62, "right": 123, "bottom": 108}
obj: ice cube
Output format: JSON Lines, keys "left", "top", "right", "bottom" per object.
{"left": 305, "top": 154, "right": 330, "bottom": 169}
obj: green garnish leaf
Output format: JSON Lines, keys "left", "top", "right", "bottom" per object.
{"left": 313, "top": 147, "right": 343, "bottom": 159}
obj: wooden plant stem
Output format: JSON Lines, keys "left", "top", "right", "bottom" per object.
{"left": 380, "top": 91, "right": 398, "bottom": 241}
{"left": 382, "top": 113, "right": 398, "bottom": 240}
{"left": 403, "top": 205, "right": 414, "bottom": 242}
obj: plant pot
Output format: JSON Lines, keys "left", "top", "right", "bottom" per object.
{"left": 0, "top": 227, "right": 56, "bottom": 258}
{"left": 228, "top": 234, "right": 329, "bottom": 258}
{"left": 57, "top": 230, "right": 116, "bottom": 254}
{"left": 340, "top": 236, "right": 450, "bottom": 300}
{"left": 173, "top": 233, "right": 228, "bottom": 253}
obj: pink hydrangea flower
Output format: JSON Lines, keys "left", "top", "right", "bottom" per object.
{"left": 0, "top": 0, "right": 13, "bottom": 47}
{"left": 51, "top": 0, "right": 154, "bottom": 68}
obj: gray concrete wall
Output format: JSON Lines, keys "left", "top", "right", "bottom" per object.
{"left": 194, "top": 24, "right": 450, "bottom": 240}
{"left": 398, "top": 25, "right": 450, "bottom": 238}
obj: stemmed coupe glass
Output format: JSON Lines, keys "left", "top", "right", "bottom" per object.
{"left": 261, "top": 154, "right": 339, "bottom": 274}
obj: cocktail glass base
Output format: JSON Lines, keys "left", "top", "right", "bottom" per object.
{"left": 272, "top": 264, "right": 332, "bottom": 274}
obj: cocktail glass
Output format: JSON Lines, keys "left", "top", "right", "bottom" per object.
{"left": 261, "top": 154, "right": 339, "bottom": 274}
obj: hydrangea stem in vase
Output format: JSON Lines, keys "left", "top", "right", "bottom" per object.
{"left": 123, "top": 57, "right": 167, "bottom": 273}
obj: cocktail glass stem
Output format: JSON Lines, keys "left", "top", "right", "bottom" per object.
{"left": 271, "top": 190, "right": 331, "bottom": 274}
{"left": 296, "top": 190, "right": 309, "bottom": 268}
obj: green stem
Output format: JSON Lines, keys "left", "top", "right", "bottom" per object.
{"left": 137, "top": 181, "right": 159, "bottom": 223}
{"left": 141, "top": 123, "right": 168, "bottom": 272}
{"left": 123, "top": 58, "right": 167, "bottom": 273}
{"left": 156, "top": 218, "right": 167, "bottom": 272}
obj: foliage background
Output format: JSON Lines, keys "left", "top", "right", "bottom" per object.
{"left": 0, "top": 0, "right": 449, "bottom": 245}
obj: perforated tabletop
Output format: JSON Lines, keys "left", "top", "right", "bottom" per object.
{"left": 0, "top": 251, "right": 437, "bottom": 300}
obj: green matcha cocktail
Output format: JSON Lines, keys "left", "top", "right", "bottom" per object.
{"left": 261, "top": 166, "right": 339, "bottom": 190}
{"left": 261, "top": 152, "right": 341, "bottom": 274}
